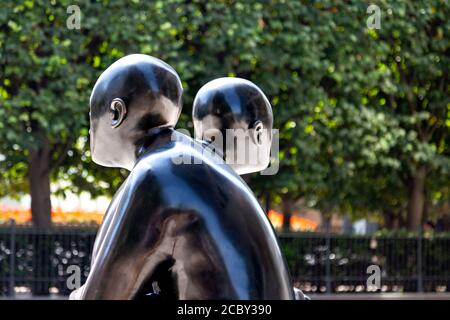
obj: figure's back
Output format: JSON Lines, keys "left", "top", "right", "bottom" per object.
{"left": 132, "top": 130, "right": 293, "bottom": 299}
{"left": 83, "top": 129, "right": 293, "bottom": 300}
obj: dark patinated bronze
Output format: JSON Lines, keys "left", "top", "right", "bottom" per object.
{"left": 192, "top": 78, "right": 273, "bottom": 175}
{"left": 73, "top": 54, "right": 293, "bottom": 300}
{"left": 191, "top": 81, "right": 309, "bottom": 300}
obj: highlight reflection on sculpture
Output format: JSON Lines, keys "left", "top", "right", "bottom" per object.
{"left": 74, "top": 54, "right": 293, "bottom": 300}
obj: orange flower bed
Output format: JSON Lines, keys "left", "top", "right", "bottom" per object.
{"left": 52, "top": 207, "right": 104, "bottom": 225}
{"left": 0, "top": 204, "right": 104, "bottom": 225}
{"left": 1, "top": 204, "right": 317, "bottom": 231}
{"left": 268, "top": 209, "right": 318, "bottom": 231}
{"left": 268, "top": 210, "right": 284, "bottom": 229}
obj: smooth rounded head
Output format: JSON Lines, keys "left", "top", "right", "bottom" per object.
{"left": 89, "top": 54, "right": 183, "bottom": 169}
{"left": 192, "top": 77, "right": 273, "bottom": 175}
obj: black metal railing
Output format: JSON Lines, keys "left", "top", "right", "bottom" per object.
{"left": 0, "top": 221, "right": 96, "bottom": 297}
{"left": 278, "top": 232, "right": 450, "bottom": 293}
{"left": 1, "top": 221, "right": 449, "bottom": 297}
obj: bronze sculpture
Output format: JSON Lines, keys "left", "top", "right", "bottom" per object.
{"left": 72, "top": 54, "right": 293, "bottom": 300}
{"left": 192, "top": 78, "right": 309, "bottom": 300}
{"left": 192, "top": 77, "right": 273, "bottom": 175}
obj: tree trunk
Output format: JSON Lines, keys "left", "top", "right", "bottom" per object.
{"left": 383, "top": 209, "right": 401, "bottom": 229}
{"left": 28, "top": 138, "right": 52, "bottom": 227}
{"left": 383, "top": 209, "right": 395, "bottom": 229}
{"left": 265, "top": 191, "right": 271, "bottom": 214}
{"left": 406, "top": 166, "right": 426, "bottom": 231}
{"left": 321, "top": 211, "right": 332, "bottom": 232}
{"left": 281, "top": 196, "right": 294, "bottom": 233}
{"left": 422, "top": 189, "right": 429, "bottom": 225}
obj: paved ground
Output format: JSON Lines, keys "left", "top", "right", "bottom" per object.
{"left": 0, "top": 293, "right": 66, "bottom": 300}
{"left": 2, "top": 292, "right": 450, "bottom": 300}
{"left": 308, "top": 293, "right": 450, "bottom": 300}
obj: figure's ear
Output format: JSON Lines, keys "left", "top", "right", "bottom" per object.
{"left": 250, "top": 120, "right": 264, "bottom": 146}
{"left": 110, "top": 98, "right": 127, "bottom": 128}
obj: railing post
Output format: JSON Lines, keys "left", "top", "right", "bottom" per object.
{"left": 417, "top": 227, "right": 423, "bottom": 293}
{"left": 325, "top": 225, "right": 331, "bottom": 294}
{"left": 9, "top": 219, "right": 16, "bottom": 298}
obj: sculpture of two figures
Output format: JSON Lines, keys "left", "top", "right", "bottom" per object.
{"left": 71, "top": 54, "right": 295, "bottom": 300}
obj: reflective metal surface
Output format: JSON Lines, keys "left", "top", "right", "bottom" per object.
{"left": 89, "top": 54, "right": 183, "bottom": 170}
{"left": 76, "top": 54, "right": 293, "bottom": 300}
{"left": 192, "top": 78, "right": 273, "bottom": 175}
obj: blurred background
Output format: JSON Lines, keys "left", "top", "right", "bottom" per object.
{"left": 0, "top": 0, "right": 449, "bottom": 299}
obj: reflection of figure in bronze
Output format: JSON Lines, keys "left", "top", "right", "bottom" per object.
{"left": 73, "top": 54, "right": 293, "bottom": 300}
{"left": 192, "top": 78, "right": 273, "bottom": 175}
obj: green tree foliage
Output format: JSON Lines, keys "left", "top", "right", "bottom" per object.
{"left": 250, "top": 0, "right": 450, "bottom": 230}
{"left": 0, "top": 0, "right": 448, "bottom": 230}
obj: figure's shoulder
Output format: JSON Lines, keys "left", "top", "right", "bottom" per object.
{"left": 136, "top": 134, "right": 234, "bottom": 179}
{"left": 126, "top": 129, "right": 254, "bottom": 202}
{"left": 123, "top": 147, "right": 265, "bottom": 230}
{"left": 131, "top": 143, "right": 250, "bottom": 199}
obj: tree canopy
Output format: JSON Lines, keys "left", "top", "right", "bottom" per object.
{"left": 0, "top": 0, "right": 448, "bottom": 229}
